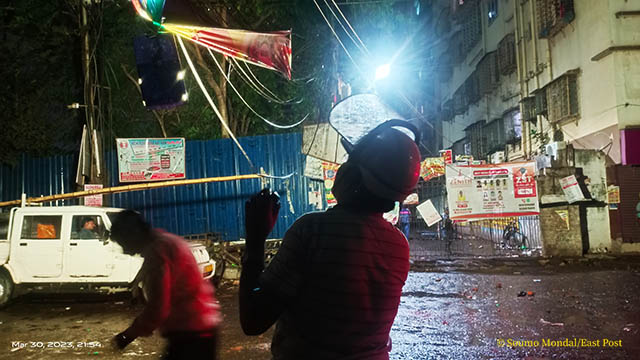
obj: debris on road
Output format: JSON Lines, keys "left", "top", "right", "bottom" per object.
{"left": 540, "top": 318, "right": 564, "bottom": 327}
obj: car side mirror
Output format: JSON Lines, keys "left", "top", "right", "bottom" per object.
{"left": 102, "top": 230, "right": 111, "bottom": 245}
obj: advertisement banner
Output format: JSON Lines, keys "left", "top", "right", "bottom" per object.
{"left": 83, "top": 184, "right": 103, "bottom": 207}
{"left": 420, "top": 157, "right": 445, "bottom": 181}
{"left": 446, "top": 162, "right": 539, "bottom": 221}
{"left": 116, "top": 138, "right": 186, "bottom": 183}
{"left": 322, "top": 161, "right": 340, "bottom": 207}
{"left": 560, "top": 175, "right": 585, "bottom": 203}
{"left": 439, "top": 149, "right": 453, "bottom": 164}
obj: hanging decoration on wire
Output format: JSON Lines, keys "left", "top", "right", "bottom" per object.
{"left": 131, "top": 0, "right": 292, "bottom": 79}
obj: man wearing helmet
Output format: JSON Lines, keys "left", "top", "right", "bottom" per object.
{"left": 239, "top": 121, "right": 421, "bottom": 360}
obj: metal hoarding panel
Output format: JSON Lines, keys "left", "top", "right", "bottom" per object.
{"left": 1, "top": 133, "right": 316, "bottom": 241}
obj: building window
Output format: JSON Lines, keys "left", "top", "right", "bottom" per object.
{"left": 521, "top": 97, "right": 536, "bottom": 123}
{"left": 453, "top": 86, "right": 468, "bottom": 115}
{"left": 464, "top": 120, "right": 487, "bottom": 159}
{"left": 536, "top": 0, "right": 575, "bottom": 38}
{"left": 465, "top": 72, "right": 481, "bottom": 105}
{"left": 546, "top": 72, "right": 579, "bottom": 124}
{"left": 477, "top": 51, "right": 500, "bottom": 95}
{"left": 504, "top": 109, "right": 522, "bottom": 144}
{"left": 498, "top": 33, "right": 516, "bottom": 75}
{"left": 487, "top": 0, "right": 498, "bottom": 25}
{"left": 457, "top": 0, "right": 482, "bottom": 53}
{"left": 483, "top": 117, "right": 506, "bottom": 154}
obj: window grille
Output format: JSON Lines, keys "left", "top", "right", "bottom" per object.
{"left": 546, "top": 72, "right": 579, "bottom": 123}
{"left": 465, "top": 72, "right": 481, "bottom": 105}
{"left": 458, "top": 0, "right": 482, "bottom": 53}
{"left": 464, "top": 120, "right": 487, "bottom": 159}
{"left": 535, "top": 89, "right": 547, "bottom": 116}
{"left": 483, "top": 118, "right": 506, "bottom": 154}
{"left": 487, "top": 0, "right": 498, "bottom": 25}
{"left": 453, "top": 87, "right": 468, "bottom": 115}
{"left": 521, "top": 96, "right": 537, "bottom": 122}
{"left": 497, "top": 33, "right": 516, "bottom": 75}
{"left": 477, "top": 51, "right": 500, "bottom": 95}
{"left": 536, "top": 0, "right": 575, "bottom": 38}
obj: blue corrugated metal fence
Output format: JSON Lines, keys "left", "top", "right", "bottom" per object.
{"left": 0, "top": 133, "right": 321, "bottom": 241}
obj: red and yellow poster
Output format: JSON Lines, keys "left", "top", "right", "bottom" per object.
{"left": 420, "top": 157, "right": 445, "bottom": 181}
{"left": 322, "top": 161, "right": 340, "bottom": 207}
{"left": 446, "top": 162, "right": 539, "bottom": 221}
{"left": 439, "top": 149, "right": 453, "bottom": 164}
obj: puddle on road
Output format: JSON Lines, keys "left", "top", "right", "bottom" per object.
{"left": 390, "top": 272, "right": 637, "bottom": 360}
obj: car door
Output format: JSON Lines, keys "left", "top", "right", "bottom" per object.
{"left": 12, "top": 214, "right": 64, "bottom": 279}
{"left": 65, "top": 215, "right": 114, "bottom": 278}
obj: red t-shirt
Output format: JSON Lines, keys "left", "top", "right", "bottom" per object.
{"left": 128, "top": 230, "right": 221, "bottom": 337}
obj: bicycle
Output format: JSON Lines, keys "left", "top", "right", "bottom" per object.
{"left": 502, "top": 221, "right": 528, "bottom": 249}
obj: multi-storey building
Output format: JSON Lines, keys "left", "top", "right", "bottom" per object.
{"left": 436, "top": 0, "right": 640, "bottom": 253}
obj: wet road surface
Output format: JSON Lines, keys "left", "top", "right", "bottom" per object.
{"left": 0, "top": 258, "right": 639, "bottom": 359}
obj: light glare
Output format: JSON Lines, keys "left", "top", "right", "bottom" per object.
{"left": 375, "top": 64, "right": 391, "bottom": 81}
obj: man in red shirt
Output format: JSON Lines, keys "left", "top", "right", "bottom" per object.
{"left": 110, "top": 210, "right": 221, "bottom": 359}
{"left": 240, "top": 121, "right": 421, "bottom": 359}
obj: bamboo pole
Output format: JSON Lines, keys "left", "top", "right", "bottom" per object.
{"left": 0, "top": 174, "right": 264, "bottom": 208}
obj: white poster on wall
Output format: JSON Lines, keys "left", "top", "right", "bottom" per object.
{"left": 445, "top": 162, "right": 540, "bottom": 221}
{"left": 560, "top": 175, "right": 585, "bottom": 203}
{"left": 116, "top": 138, "right": 186, "bottom": 183}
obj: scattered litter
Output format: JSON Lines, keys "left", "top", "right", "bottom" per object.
{"left": 65, "top": 307, "right": 71, "bottom": 311}
{"left": 495, "top": 303, "right": 499, "bottom": 307}
{"left": 76, "top": 320, "right": 84, "bottom": 324}
{"left": 435, "top": 278, "right": 442, "bottom": 282}
{"left": 513, "top": 271, "right": 521, "bottom": 275}
{"left": 230, "top": 346, "right": 244, "bottom": 351}
{"left": 472, "top": 287, "right": 478, "bottom": 292}
{"left": 517, "top": 291, "right": 527, "bottom": 297}
{"left": 0, "top": 321, "right": 3, "bottom": 325}
{"left": 478, "top": 245, "right": 483, "bottom": 249}
{"left": 533, "top": 279, "right": 542, "bottom": 282}
{"left": 527, "top": 291, "right": 535, "bottom": 296}
{"left": 114, "top": 301, "right": 124, "bottom": 305}
{"left": 540, "top": 318, "right": 564, "bottom": 327}
{"left": 623, "top": 323, "right": 635, "bottom": 332}
{"left": 10, "top": 347, "right": 21, "bottom": 352}
{"left": 496, "top": 283, "right": 502, "bottom": 289}
{"left": 442, "top": 320, "right": 448, "bottom": 325}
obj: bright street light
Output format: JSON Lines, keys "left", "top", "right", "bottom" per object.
{"left": 375, "top": 63, "right": 391, "bottom": 81}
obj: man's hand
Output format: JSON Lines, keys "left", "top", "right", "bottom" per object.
{"left": 245, "top": 189, "right": 280, "bottom": 240}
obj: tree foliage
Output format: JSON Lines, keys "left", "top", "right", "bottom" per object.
{"left": 0, "top": 0, "right": 449, "bottom": 164}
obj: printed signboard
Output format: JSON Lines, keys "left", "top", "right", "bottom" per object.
{"left": 322, "top": 161, "right": 340, "bottom": 207}
{"left": 116, "top": 138, "right": 186, "bottom": 183}
{"left": 83, "top": 184, "right": 103, "bottom": 207}
{"left": 560, "top": 175, "right": 585, "bottom": 204}
{"left": 446, "top": 162, "right": 540, "bottom": 221}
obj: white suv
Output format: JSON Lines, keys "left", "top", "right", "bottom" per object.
{"left": 0, "top": 206, "right": 215, "bottom": 308}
